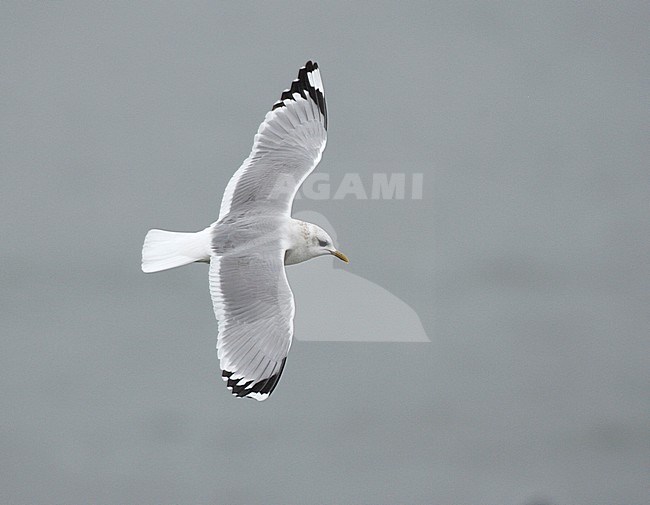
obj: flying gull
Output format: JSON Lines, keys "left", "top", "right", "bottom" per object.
{"left": 142, "top": 61, "right": 348, "bottom": 401}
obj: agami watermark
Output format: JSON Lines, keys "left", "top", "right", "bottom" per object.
{"left": 269, "top": 173, "right": 424, "bottom": 200}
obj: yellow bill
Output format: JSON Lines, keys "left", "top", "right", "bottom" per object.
{"left": 331, "top": 250, "right": 349, "bottom": 263}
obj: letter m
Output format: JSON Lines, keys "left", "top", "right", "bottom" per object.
{"left": 371, "top": 173, "right": 405, "bottom": 200}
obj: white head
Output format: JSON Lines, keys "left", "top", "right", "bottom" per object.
{"left": 285, "top": 220, "right": 349, "bottom": 266}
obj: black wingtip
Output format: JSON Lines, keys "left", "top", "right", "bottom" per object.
{"left": 270, "top": 62, "right": 327, "bottom": 128}
{"left": 222, "top": 358, "right": 287, "bottom": 400}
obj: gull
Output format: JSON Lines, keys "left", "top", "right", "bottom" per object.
{"left": 142, "top": 61, "right": 348, "bottom": 401}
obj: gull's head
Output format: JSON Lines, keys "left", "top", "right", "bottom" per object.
{"left": 286, "top": 220, "right": 349, "bottom": 265}
{"left": 310, "top": 224, "right": 349, "bottom": 263}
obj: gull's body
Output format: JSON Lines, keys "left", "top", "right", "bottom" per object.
{"left": 142, "top": 62, "right": 348, "bottom": 401}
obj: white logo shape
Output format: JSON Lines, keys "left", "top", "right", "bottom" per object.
{"left": 288, "top": 211, "right": 430, "bottom": 342}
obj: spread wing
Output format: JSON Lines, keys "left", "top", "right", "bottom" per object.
{"left": 218, "top": 61, "right": 327, "bottom": 220}
{"left": 209, "top": 251, "right": 294, "bottom": 401}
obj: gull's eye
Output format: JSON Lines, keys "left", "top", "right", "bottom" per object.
{"left": 318, "top": 239, "right": 328, "bottom": 247}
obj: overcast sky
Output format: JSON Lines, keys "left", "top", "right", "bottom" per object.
{"left": 1, "top": 2, "right": 649, "bottom": 504}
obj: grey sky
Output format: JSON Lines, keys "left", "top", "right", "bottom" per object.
{"left": 1, "top": 2, "right": 649, "bottom": 504}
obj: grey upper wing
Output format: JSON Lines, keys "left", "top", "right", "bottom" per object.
{"left": 217, "top": 61, "right": 327, "bottom": 220}
{"left": 209, "top": 249, "right": 294, "bottom": 401}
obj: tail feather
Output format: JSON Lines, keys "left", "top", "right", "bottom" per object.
{"left": 141, "top": 228, "right": 212, "bottom": 273}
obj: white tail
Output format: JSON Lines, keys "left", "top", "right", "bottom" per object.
{"left": 141, "top": 227, "right": 213, "bottom": 273}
